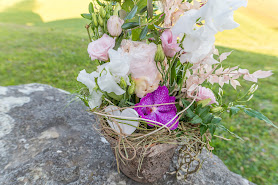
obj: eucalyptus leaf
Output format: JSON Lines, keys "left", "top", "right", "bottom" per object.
{"left": 140, "top": 6, "right": 147, "bottom": 13}
{"left": 154, "top": 24, "right": 167, "bottom": 30}
{"left": 139, "top": 26, "right": 148, "bottom": 40}
{"left": 125, "top": 5, "right": 138, "bottom": 20}
{"left": 81, "top": 13, "right": 92, "bottom": 20}
{"left": 122, "top": 22, "right": 140, "bottom": 29}
{"left": 147, "top": 0, "right": 153, "bottom": 18}
{"left": 119, "top": 9, "right": 127, "bottom": 19}
{"left": 114, "top": 33, "right": 124, "bottom": 50}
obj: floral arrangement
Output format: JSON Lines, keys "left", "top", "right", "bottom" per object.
{"left": 77, "top": 0, "right": 276, "bottom": 183}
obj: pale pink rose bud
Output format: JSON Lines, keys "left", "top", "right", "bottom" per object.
{"left": 196, "top": 86, "right": 218, "bottom": 105}
{"left": 87, "top": 34, "right": 115, "bottom": 61}
{"left": 107, "top": 15, "right": 124, "bottom": 37}
{"left": 160, "top": 29, "right": 181, "bottom": 57}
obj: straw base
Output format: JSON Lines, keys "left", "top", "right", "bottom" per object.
{"left": 107, "top": 136, "right": 177, "bottom": 183}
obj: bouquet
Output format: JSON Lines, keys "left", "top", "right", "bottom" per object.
{"left": 77, "top": 0, "right": 276, "bottom": 183}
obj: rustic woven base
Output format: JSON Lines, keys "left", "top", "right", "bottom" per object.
{"left": 106, "top": 136, "right": 177, "bottom": 183}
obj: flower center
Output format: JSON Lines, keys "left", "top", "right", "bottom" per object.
{"left": 143, "top": 106, "right": 157, "bottom": 115}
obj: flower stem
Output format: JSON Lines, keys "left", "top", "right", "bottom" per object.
{"left": 85, "top": 24, "right": 92, "bottom": 42}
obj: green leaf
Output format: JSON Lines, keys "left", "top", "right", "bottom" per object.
{"left": 200, "top": 125, "right": 208, "bottom": 135}
{"left": 139, "top": 26, "right": 148, "bottom": 40}
{"left": 114, "top": 32, "right": 124, "bottom": 50}
{"left": 181, "top": 99, "right": 194, "bottom": 110}
{"left": 147, "top": 0, "right": 153, "bottom": 18}
{"left": 81, "top": 13, "right": 92, "bottom": 20}
{"left": 202, "top": 113, "right": 213, "bottom": 124}
{"left": 209, "top": 124, "right": 216, "bottom": 136}
{"left": 107, "top": 92, "right": 123, "bottom": 101}
{"left": 185, "top": 109, "right": 195, "bottom": 118}
{"left": 119, "top": 9, "right": 127, "bottom": 19}
{"left": 122, "top": 22, "right": 140, "bottom": 29}
{"left": 96, "top": 0, "right": 105, "bottom": 6}
{"left": 244, "top": 109, "right": 278, "bottom": 129}
{"left": 122, "top": 0, "right": 133, "bottom": 12}
{"left": 230, "top": 107, "right": 240, "bottom": 117}
{"left": 191, "top": 115, "right": 203, "bottom": 124}
{"left": 131, "top": 28, "right": 141, "bottom": 41}
{"left": 89, "top": 2, "right": 94, "bottom": 14}
{"left": 218, "top": 125, "right": 244, "bottom": 141}
{"left": 211, "top": 117, "right": 222, "bottom": 124}
{"left": 199, "top": 106, "right": 210, "bottom": 118}
{"left": 154, "top": 24, "right": 166, "bottom": 30}
{"left": 140, "top": 6, "right": 147, "bottom": 14}
{"left": 125, "top": 5, "right": 138, "bottom": 20}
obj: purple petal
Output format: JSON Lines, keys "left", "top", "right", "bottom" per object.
{"left": 153, "top": 86, "right": 170, "bottom": 104}
{"left": 156, "top": 96, "right": 176, "bottom": 113}
{"left": 155, "top": 110, "right": 179, "bottom": 130}
{"left": 141, "top": 113, "right": 159, "bottom": 127}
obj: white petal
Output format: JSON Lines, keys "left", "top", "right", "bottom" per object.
{"left": 108, "top": 49, "right": 130, "bottom": 76}
{"left": 98, "top": 70, "right": 125, "bottom": 95}
{"left": 119, "top": 108, "right": 139, "bottom": 135}
{"left": 105, "top": 106, "right": 139, "bottom": 136}
{"left": 88, "top": 90, "right": 103, "bottom": 109}
{"left": 77, "top": 69, "right": 96, "bottom": 93}
{"left": 105, "top": 106, "right": 121, "bottom": 116}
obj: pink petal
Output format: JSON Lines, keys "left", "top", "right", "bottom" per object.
{"left": 252, "top": 70, "right": 273, "bottom": 79}
{"left": 230, "top": 79, "right": 241, "bottom": 89}
{"left": 219, "top": 51, "right": 232, "bottom": 62}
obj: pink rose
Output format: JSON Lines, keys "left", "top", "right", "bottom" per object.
{"left": 196, "top": 86, "right": 217, "bottom": 105}
{"left": 160, "top": 29, "right": 181, "bottom": 57}
{"left": 87, "top": 34, "right": 115, "bottom": 61}
{"left": 107, "top": 15, "right": 124, "bottom": 37}
{"left": 121, "top": 40, "right": 162, "bottom": 98}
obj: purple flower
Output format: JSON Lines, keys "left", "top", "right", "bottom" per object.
{"left": 134, "top": 86, "right": 179, "bottom": 130}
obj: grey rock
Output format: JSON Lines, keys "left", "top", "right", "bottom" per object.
{"left": 0, "top": 83, "right": 255, "bottom": 185}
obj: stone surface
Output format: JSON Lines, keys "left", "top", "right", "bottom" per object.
{"left": 0, "top": 83, "right": 255, "bottom": 185}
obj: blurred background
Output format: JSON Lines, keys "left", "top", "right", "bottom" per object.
{"left": 0, "top": 0, "right": 277, "bottom": 184}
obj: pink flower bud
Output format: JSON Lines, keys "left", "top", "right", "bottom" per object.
{"left": 160, "top": 29, "right": 181, "bottom": 57}
{"left": 107, "top": 15, "right": 124, "bottom": 37}
{"left": 196, "top": 86, "right": 218, "bottom": 105}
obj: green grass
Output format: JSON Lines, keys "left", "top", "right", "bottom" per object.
{"left": 0, "top": 1, "right": 277, "bottom": 184}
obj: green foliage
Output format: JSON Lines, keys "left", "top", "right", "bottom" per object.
{"left": 121, "top": 22, "right": 140, "bottom": 29}
{"left": 81, "top": 13, "right": 92, "bottom": 20}
{"left": 243, "top": 108, "right": 277, "bottom": 129}
{"left": 124, "top": 5, "right": 138, "bottom": 20}
{"left": 139, "top": 25, "right": 148, "bottom": 40}
{"left": 181, "top": 99, "right": 222, "bottom": 136}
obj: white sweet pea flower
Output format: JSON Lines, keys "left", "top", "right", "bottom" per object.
{"left": 200, "top": 0, "right": 248, "bottom": 33}
{"left": 104, "top": 106, "right": 139, "bottom": 136}
{"left": 172, "top": 0, "right": 247, "bottom": 64}
{"left": 77, "top": 69, "right": 103, "bottom": 109}
{"left": 107, "top": 49, "right": 130, "bottom": 77}
{"left": 98, "top": 69, "right": 126, "bottom": 95}
{"left": 97, "top": 49, "right": 131, "bottom": 95}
